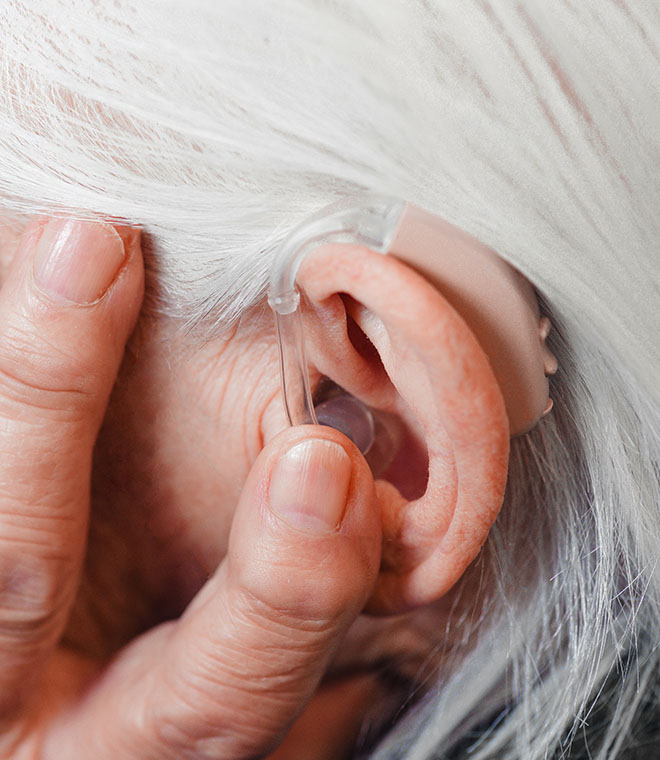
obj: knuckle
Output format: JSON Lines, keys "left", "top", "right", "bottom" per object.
{"left": 148, "top": 713, "right": 220, "bottom": 759}
{"left": 0, "top": 320, "right": 97, "bottom": 417}
{"left": 0, "top": 551, "right": 72, "bottom": 644}
{"left": 146, "top": 680, "right": 234, "bottom": 759}
{"left": 231, "top": 549, "right": 360, "bottom": 628}
{"left": 233, "top": 578, "right": 342, "bottom": 635}
{"left": 149, "top": 667, "right": 282, "bottom": 760}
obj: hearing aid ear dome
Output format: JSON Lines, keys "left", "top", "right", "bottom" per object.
{"left": 314, "top": 393, "right": 376, "bottom": 455}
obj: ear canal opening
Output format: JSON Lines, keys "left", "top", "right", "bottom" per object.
{"left": 374, "top": 414, "right": 429, "bottom": 500}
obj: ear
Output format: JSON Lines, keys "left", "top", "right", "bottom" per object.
{"left": 297, "top": 244, "right": 510, "bottom": 615}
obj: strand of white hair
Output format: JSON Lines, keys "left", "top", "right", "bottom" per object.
{"left": 1, "top": 1, "right": 660, "bottom": 757}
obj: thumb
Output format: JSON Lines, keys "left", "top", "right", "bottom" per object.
{"left": 158, "top": 427, "right": 382, "bottom": 759}
{"left": 70, "top": 427, "right": 382, "bottom": 760}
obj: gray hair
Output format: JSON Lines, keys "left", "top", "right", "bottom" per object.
{"left": 2, "top": 1, "right": 660, "bottom": 757}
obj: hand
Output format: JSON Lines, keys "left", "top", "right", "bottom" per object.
{"left": 0, "top": 217, "right": 382, "bottom": 759}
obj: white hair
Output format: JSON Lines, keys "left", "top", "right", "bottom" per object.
{"left": 2, "top": 1, "right": 660, "bottom": 757}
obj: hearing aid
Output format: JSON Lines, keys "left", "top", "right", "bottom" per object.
{"left": 267, "top": 192, "right": 558, "bottom": 454}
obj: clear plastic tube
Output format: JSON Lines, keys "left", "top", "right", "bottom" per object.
{"left": 267, "top": 193, "right": 406, "bottom": 450}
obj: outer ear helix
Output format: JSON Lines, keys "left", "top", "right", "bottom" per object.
{"left": 296, "top": 245, "right": 511, "bottom": 614}
{"left": 267, "top": 194, "right": 550, "bottom": 613}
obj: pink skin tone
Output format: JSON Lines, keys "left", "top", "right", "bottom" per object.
{"left": 389, "top": 203, "right": 557, "bottom": 436}
{"left": 295, "top": 243, "right": 511, "bottom": 613}
{"left": 0, "top": 211, "right": 556, "bottom": 758}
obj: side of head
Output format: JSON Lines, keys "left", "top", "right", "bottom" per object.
{"left": 2, "top": 2, "right": 660, "bottom": 758}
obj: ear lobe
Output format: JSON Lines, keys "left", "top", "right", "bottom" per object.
{"left": 298, "top": 244, "right": 510, "bottom": 615}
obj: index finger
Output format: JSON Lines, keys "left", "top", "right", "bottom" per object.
{"left": 0, "top": 217, "right": 143, "bottom": 719}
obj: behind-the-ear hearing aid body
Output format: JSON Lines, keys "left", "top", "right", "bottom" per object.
{"left": 267, "top": 192, "right": 557, "bottom": 453}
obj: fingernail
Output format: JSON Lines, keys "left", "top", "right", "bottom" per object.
{"left": 33, "top": 219, "right": 126, "bottom": 304}
{"left": 269, "top": 439, "right": 352, "bottom": 534}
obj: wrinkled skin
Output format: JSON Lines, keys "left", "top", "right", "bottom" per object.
{"left": 0, "top": 215, "right": 554, "bottom": 758}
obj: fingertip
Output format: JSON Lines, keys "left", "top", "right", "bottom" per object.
{"left": 0, "top": 214, "right": 145, "bottom": 408}
{"left": 228, "top": 425, "right": 381, "bottom": 617}
{"left": 268, "top": 437, "right": 352, "bottom": 534}
{"left": 10, "top": 216, "right": 143, "bottom": 308}
{"left": 257, "top": 425, "right": 377, "bottom": 535}
{"left": 29, "top": 218, "right": 126, "bottom": 305}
